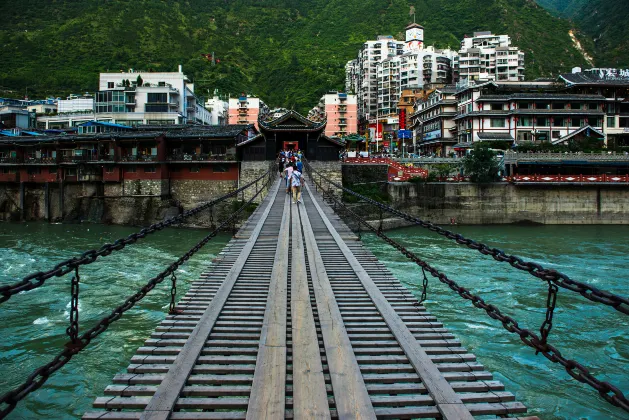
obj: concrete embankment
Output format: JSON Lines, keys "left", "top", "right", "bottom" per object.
{"left": 384, "top": 182, "right": 629, "bottom": 225}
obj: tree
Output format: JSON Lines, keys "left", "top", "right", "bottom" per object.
{"left": 463, "top": 143, "right": 500, "bottom": 183}
{"left": 136, "top": 75, "right": 143, "bottom": 87}
{"left": 433, "top": 163, "right": 461, "bottom": 179}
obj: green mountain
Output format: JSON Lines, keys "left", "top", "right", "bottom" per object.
{"left": 535, "top": 0, "right": 629, "bottom": 68}
{"left": 0, "top": 0, "right": 594, "bottom": 113}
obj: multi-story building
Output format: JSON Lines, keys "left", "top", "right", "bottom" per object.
{"left": 452, "top": 81, "right": 606, "bottom": 151}
{"left": 228, "top": 95, "right": 268, "bottom": 129}
{"left": 308, "top": 92, "right": 357, "bottom": 137}
{"left": 560, "top": 67, "right": 629, "bottom": 147}
{"left": 345, "top": 60, "right": 359, "bottom": 94}
{"left": 96, "top": 65, "right": 212, "bottom": 125}
{"left": 411, "top": 86, "right": 458, "bottom": 156}
{"left": 453, "top": 32, "right": 524, "bottom": 82}
{"left": 205, "top": 91, "right": 228, "bottom": 125}
{"left": 354, "top": 36, "right": 405, "bottom": 120}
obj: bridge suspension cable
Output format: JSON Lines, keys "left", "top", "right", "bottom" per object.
{"left": 305, "top": 162, "right": 629, "bottom": 414}
{"left": 306, "top": 162, "right": 629, "bottom": 316}
{"left": 0, "top": 171, "right": 273, "bottom": 418}
{"left": 0, "top": 171, "right": 273, "bottom": 305}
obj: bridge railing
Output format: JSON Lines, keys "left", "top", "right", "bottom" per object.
{"left": 305, "top": 161, "right": 629, "bottom": 414}
{"left": 0, "top": 170, "right": 274, "bottom": 417}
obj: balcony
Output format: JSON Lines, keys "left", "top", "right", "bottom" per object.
{"left": 121, "top": 154, "right": 157, "bottom": 162}
{"left": 24, "top": 157, "right": 56, "bottom": 164}
{"left": 0, "top": 157, "right": 20, "bottom": 164}
{"left": 60, "top": 154, "right": 93, "bottom": 163}
{"left": 168, "top": 153, "right": 235, "bottom": 162}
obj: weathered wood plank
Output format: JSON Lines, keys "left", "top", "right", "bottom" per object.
{"left": 304, "top": 183, "right": 474, "bottom": 420}
{"left": 245, "top": 193, "right": 290, "bottom": 420}
{"left": 298, "top": 196, "right": 377, "bottom": 420}
{"left": 290, "top": 203, "right": 331, "bottom": 419}
{"left": 138, "top": 182, "right": 281, "bottom": 420}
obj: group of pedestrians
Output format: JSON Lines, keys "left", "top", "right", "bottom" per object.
{"left": 277, "top": 149, "right": 305, "bottom": 204}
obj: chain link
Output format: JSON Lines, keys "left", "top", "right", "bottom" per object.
{"left": 0, "top": 172, "right": 273, "bottom": 418}
{"left": 308, "top": 167, "right": 629, "bottom": 414}
{"left": 168, "top": 273, "right": 178, "bottom": 314}
{"left": 539, "top": 281, "right": 559, "bottom": 351}
{"left": 419, "top": 267, "right": 428, "bottom": 304}
{"left": 306, "top": 162, "right": 629, "bottom": 316}
{"left": 66, "top": 267, "right": 80, "bottom": 345}
{"left": 0, "top": 172, "right": 270, "bottom": 305}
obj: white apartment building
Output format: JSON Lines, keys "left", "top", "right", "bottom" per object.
{"left": 37, "top": 95, "right": 95, "bottom": 129}
{"left": 205, "top": 91, "right": 228, "bottom": 125}
{"left": 345, "top": 60, "right": 359, "bottom": 94}
{"left": 453, "top": 32, "right": 524, "bottom": 82}
{"left": 354, "top": 36, "right": 405, "bottom": 120}
{"left": 96, "top": 65, "right": 212, "bottom": 125}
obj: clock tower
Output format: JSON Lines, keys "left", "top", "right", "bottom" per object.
{"left": 404, "top": 23, "right": 424, "bottom": 52}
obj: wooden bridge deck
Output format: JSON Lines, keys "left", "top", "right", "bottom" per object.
{"left": 84, "top": 179, "right": 538, "bottom": 420}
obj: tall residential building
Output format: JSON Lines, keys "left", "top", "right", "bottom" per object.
{"left": 345, "top": 60, "right": 359, "bottom": 94}
{"left": 97, "top": 65, "right": 212, "bottom": 125}
{"left": 308, "top": 92, "right": 358, "bottom": 137}
{"left": 354, "top": 36, "right": 405, "bottom": 120}
{"left": 228, "top": 95, "right": 268, "bottom": 129}
{"left": 453, "top": 32, "right": 525, "bottom": 82}
{"left": 205, "top": 90, "right": 228, "bottom": 125}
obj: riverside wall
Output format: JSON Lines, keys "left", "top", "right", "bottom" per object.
{"left": 386, "top": 182, "right": 629, "bottom": 225}
{"left": 0, "top": 162, "right": 276, "bottom": 227}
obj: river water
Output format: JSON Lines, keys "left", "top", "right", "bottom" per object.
{"left": 0, "top": 222, "right": 627, "bottom": 419}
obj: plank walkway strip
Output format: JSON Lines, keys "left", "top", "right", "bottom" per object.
{"left": 304, "top": 183, "right": 475, "bottom": 420}
{"left": 245, "top": 192, "right": 290, "bottom": 420}
{"left": 298, "top": 200, "right": 377, "bottom": 420}
{"left": 139, "top": 181, "right": 281, "bottom": 420}
{"left": 290, "top": 203, "right": 330, "bottom": 419}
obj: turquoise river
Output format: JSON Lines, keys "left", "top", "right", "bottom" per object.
{"left": 0, "top": 222, "right": 627, "bottom": 419}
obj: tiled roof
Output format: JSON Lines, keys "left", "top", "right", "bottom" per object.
{"left": 479, "top": 93, "right": 604, "bottom": 101}
{"left": 561, "top": 73, "right": 629, "bottom": 86}
{"left": 477, "top": 132, "right": 515, "bottom": 141}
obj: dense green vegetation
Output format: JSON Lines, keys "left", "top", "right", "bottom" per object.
{"left": 535, "top": 0, "right": 629, "bottom": 68}
{"left": 0, "top": 0, "right": 594, "bottom": 112}
{"left": 463, "top": 143, "right": 500, "bottom": 183}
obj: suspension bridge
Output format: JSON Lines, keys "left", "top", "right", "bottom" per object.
{"left": 0, "top": 164, "right": 627, "bottom": 419}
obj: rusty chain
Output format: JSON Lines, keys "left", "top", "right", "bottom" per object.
{"left": 168, "top": 273, "right": 178, "bottom": 314}
{"left": 66, "top": 267, "right": 80, "bottom": 345}
{"left": 308, "top": 167, "right": 629, "bottom": 414}
{"left": 0, "top": 173, "right": 272, "bottom": 418}
{"left": 0, "top": 171, "right": 271, "bottom": 305}
{"left": 305, "top": 162, "right": 629, "bottom": 316}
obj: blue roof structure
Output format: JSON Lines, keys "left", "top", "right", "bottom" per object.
{"left": 78, "top": 121, "right": 133, "bottom": 130}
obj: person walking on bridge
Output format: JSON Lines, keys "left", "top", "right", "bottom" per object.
{"left": 283, "top": 161, "right": 294, "bottom": 194}
{"left": 291, "top": 163, "right": 304, "bottom": 204}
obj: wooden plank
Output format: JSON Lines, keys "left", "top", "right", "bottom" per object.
{"left": 290, "top": 202, "right": 331, "bottom": 419}
{"left": 138, "top": 181, "right": 282, "bottom": 420}
{"left": 298, "top": 198, "right": 377, "bottom": 420}
{"left": 245, "top": 193, "right": 290, "bottom": 420}
{"left": 304, "top": 183, "right": 475, "bottom": 420}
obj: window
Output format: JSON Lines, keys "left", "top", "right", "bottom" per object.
{"left": 607, "top": 103, "right": 616, "bottom": 113}
{"left": 552, "top": 103, "right": 565, "bottom": 109}
{"left": 28, "top": 167, "right": 41, "bottom": 175}
{"left": 2, "top": 168, "right": 16, "bottom": 174}
{"left": 107, "top": 82, "right": 114, "bottom": 89}
{"left": 144, "top": 166, "right": 156, "bottom": 173}
{"left": 552, "top": 131, "right": 561, "bottom": 139}
{"left": 537, "top": 118, "right": 549, "bottom": 127}
{"left": 190, "top": 166, "right": 200, "bottom": 173}
{"left": 519, "top": 102, "right": 531, "bottom": 109}
{"left": 554, "top": 118, "right": 565, "bottom": 127}
{"left": 589, "top": 118, "right": 600, "bottom": 127}
{"left": 517, "top": 117, "right": 532, "bottom": 127}
{"left": 213, "top": 164, "right": 230, "bottom": 173}
{"left": 49, "top": 167, "right": 57, "bottom": 174}
{"left": 607, "top": 117, "right": 616, "bottom": 128}
{"left": 170, "top": 166, "right": 181, "bottom": 172}
{"left": 490, "top": 118, "right": 505, "bottom": 128}
{"left": 517, "top": 132, "right": 533, "bottom": 141}
{"left": 536, "top": 103, "right": 550, "bottom": 110}
{"left": 589, "top": 103, "right": 599, "bottom": 110}
{"left": 619, "top": 118, "right": 629, "bottom": 128}
{"left": 570, "top": 103, "right": 582, "bottom": 110}
{"left": 491, "top": 103, "right": 503, "bottom": 111}
{"left": 126, "top": 166, "right": 136, "bottom": 173}
{"left": 66, "top": 168, "right": 77, "bottom": 176}
{"left": 105, "top": 166, "right": 115, "bottom": 173}
{"left": 571, "top": 118, "right": 583, "bottom": 127}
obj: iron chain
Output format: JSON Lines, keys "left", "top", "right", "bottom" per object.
{"left": 0, "top": 171, "right": 270, "bottom": 305}
{"left": 306, "top": 163, "right": 629, "bottom": 316}
{"left": 0, "top": 172, "right": 272, "bottom": 418}
{"left": 66, "top": 267, "right": 80, "bottom": 344}
{"left": 419, "top": 267, "right": 428, "bottom": 304}
{"left": 309, "top": 166, "right": 629, "bottom": 414}
{"left": 168, "top": 273, "right": 177, "bottom": 314}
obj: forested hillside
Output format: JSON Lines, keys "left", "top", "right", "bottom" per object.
{"left": 536, "top": 0, "right": 629, "bottom": 68}
{"left": 0, "top": 0, "right": 593, "bottom": 112}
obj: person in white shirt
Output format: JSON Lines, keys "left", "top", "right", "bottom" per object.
{"left": 290, "top": 165, "right": 305, "bottom": 204}
{"left": 283, "top": 162, "right": 293, "bottom": 194}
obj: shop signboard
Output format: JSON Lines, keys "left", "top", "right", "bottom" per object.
{"left": 398, "top": 129, "right": 412, "bottom": 139}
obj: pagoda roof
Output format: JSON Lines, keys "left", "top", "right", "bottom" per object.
{"left": 259, "top": 110, "right": 326, "bottom": 132}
